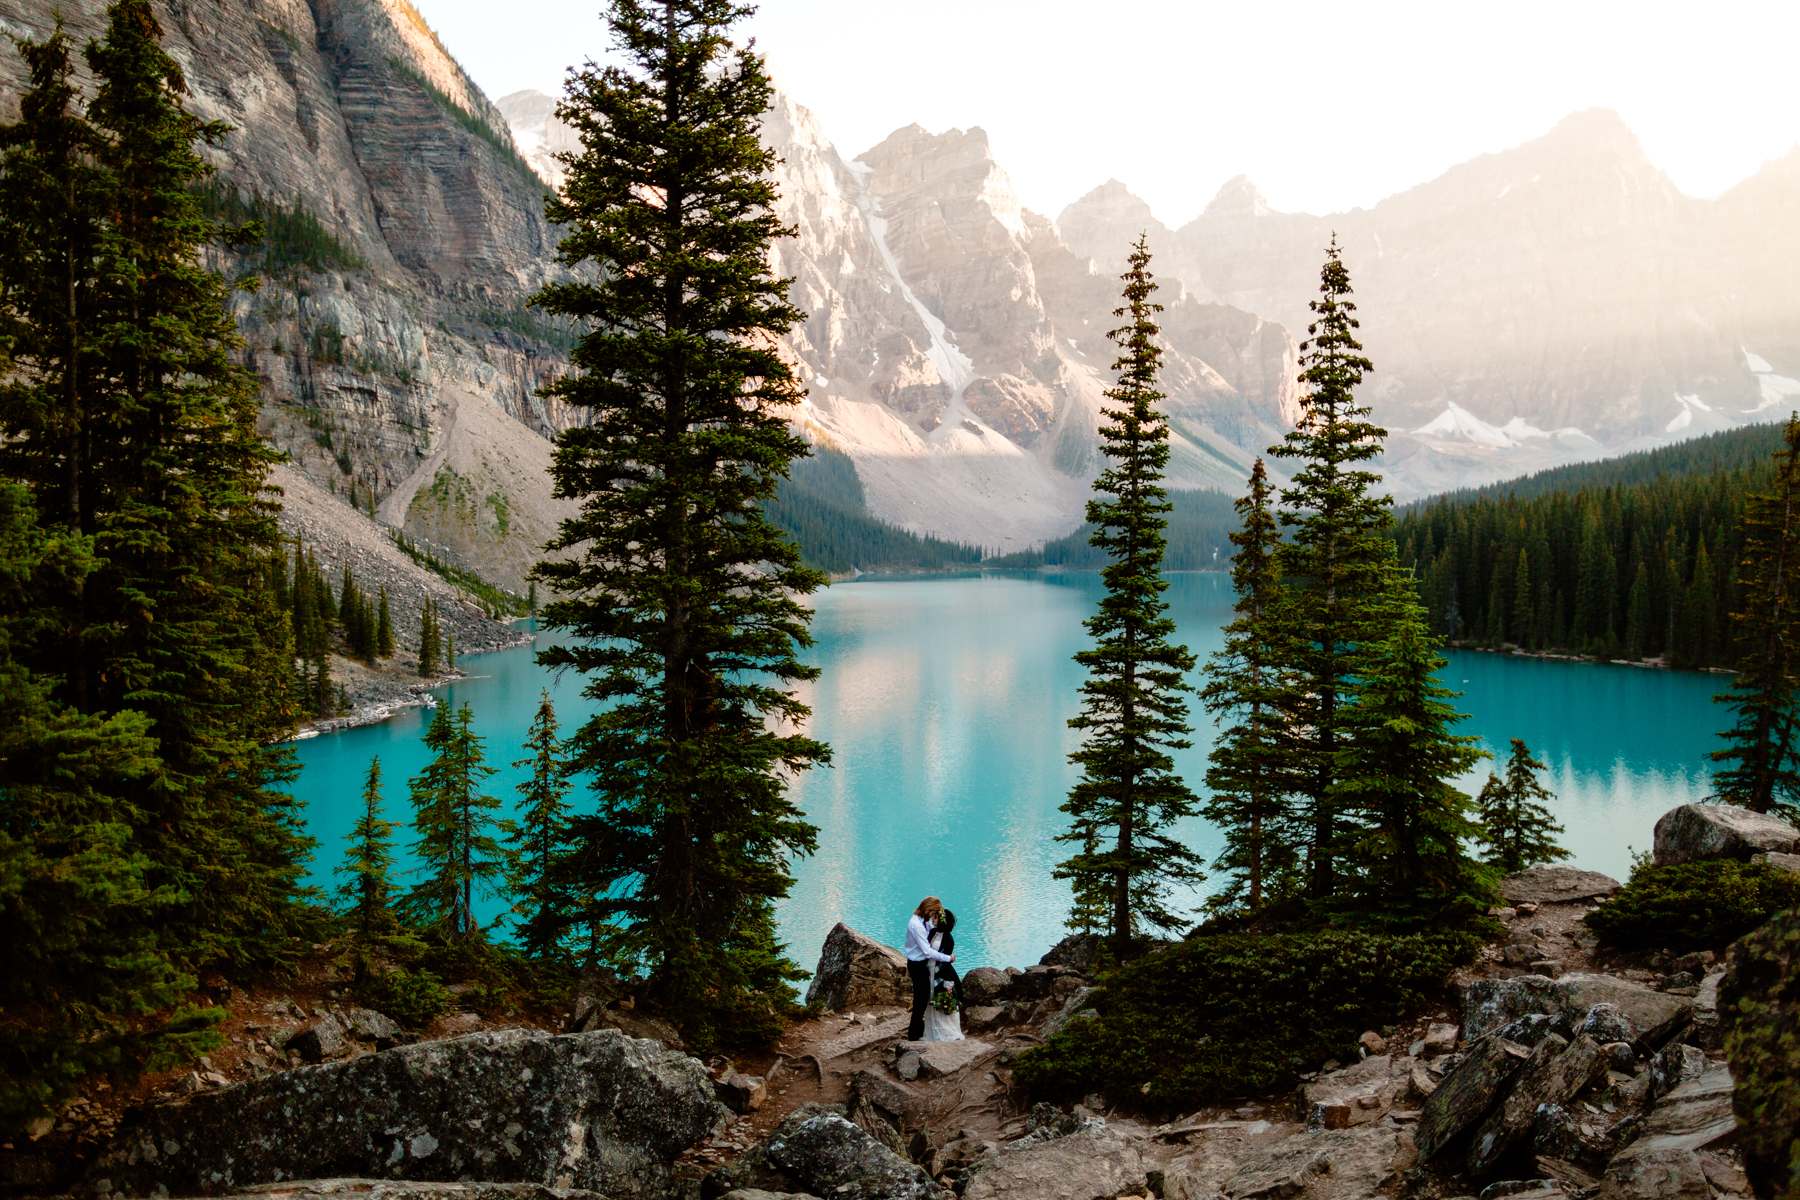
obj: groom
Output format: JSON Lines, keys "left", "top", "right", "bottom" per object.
{"left": 903, "top": 896, "right": 955, "bottom": 1041}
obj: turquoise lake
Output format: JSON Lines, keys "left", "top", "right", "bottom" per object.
{"left": 290, "top": 572, "right": 1724, "bottom": 976}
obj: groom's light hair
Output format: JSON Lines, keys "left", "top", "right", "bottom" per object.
{"left": 914, "top": 896, "right": 943, "bottom": 920}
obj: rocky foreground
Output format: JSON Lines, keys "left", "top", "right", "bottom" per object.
{"left": 31, "top": 802, "right": 1799, "bottom": 1200}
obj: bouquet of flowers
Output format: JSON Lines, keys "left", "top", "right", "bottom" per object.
{"left": 930, "top": 983, "right": 958, "bottom": 1014}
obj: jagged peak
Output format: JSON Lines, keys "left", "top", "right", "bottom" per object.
{"left": 1202, "top": 174, "right": 1274, "bottom": 219}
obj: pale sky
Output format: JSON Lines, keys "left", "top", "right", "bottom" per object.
{"left": 412, "top": 0, "right": 1800, "bottom": 225}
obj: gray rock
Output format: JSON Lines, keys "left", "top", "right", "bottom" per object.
{"left": 959, "top": 967, "right": 1013, "bottom": 1007}
{"left": 1463, "top": 976, "right": 1563, "bottom": 1042}
{"left": 762, "top": 1107, "right": 948, "bottom": 1200}
{"left": 1037, "top": 932, "right": 1109, "bottom": 974}
{"left": 339, "top": 1007, "right": 405, "bottom": 1047}
{"left": 90, "top": 1030, "right": 728, "bottom": 1199}
{"left": 1467, "top": 1034, "right": 1607, "bottom": 1178}
{"left": 1500, "top": 866, "right": 1622, "bottom": 906}
{"left": 1554, "top": 974, "right": 1693, "bottom": 1050}
{"left": 1418, "top": 1036, "right": 1534, "bottom": 1161}
{"left": 1478, "top": 1183, "right": 1569, "bottom": 1200}
{"left": 1297, "top": 1054, "right": 1403, "bottom": 1129}
{"left": 1652, "top": 803, "right": 1800, "bottom": 866}
{"left": 1218, "top": 1126, "right": 1406, "bottom": 1199}
{"left": 963, "top": 1124, "right": 1145, "bottom": 1200}
{"left": 1614, "top": 1062, "right": 1736, "bottom": 1160}
{"left": 805, "top": 924, "right": 909, "bottom": 1012}
{"left": 286, "top": 1014, "right": 350, "bottom": 1063}
{"left": 1422, "top": 1022, "right": 1460, "bottom": 1057}
{"left": 962, "top": 1004, "right": 1006, "bottom": 1033}
{"left": 717, "top": 1072, "right": 767, "bottom": 1113}
{"left": 1598, "top": 1148, "right": 1712, "bottom": 1199}
{"left": 722, "top": 1191, "right": 825, "bottom": 1200}
{"left": 1646, "top": 1042, "right": 1710, "bottom": 1103}
{"left": 1041, "top": 987, "right": 1098, "bottom": 1038}
{"left": 1577, "top": 1003, "right": 1638, "bottom": 1045}
{"left": 898, "top": 1038, "right": 993, "bottom": 1079}
{"left": 1753, "top": 849, "right": 1800, "bottom": 874}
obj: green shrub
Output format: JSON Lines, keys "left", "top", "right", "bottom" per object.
{"left": 1722, "top": 906, "right": 1800, "bottom": 1199}
{"left": 355, "top": 967, "right": 449, "bottom": 1028}
{"left": 1013, "top": 929, "right": 1479, "bottom": 1111}
{"left": 1585, "top": 859, "right": 1800, "bottom": 952}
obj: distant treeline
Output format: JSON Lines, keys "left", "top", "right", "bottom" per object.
{"left": 991, "top": 489, "right": 1240, "bottom": 570}
{"left": 766, "top": 444, "right": 984, "bottom": 573}
{"left": 1396, "top": 423, "right": 1787, "bottom": 667}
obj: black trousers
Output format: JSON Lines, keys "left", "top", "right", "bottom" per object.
{"left": 906, "top": 957, "right": 932, "bottom": 1041}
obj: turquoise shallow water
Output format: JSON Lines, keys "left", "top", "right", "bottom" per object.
{"left": 290, "top": 572, "right": 1724, "bottom": 976}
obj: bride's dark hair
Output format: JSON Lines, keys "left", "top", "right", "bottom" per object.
{"left": 937, "top": 908, "right": 957, "bottom": 958}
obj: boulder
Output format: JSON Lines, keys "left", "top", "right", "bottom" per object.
{"left": 1598, "top": 1148, "right": 1713, "bottom": 1200}
{"left": 1652, "top": 803, "right": 1800, "bottom": 866}
{"left": 963, "top": 1124, "right": 1145, "bottom": 1200}
{"left": 340, "top": 1006, "right": 405, "bottom": 1047}
{"left": 723, "top": 1192, "right": 825, "bottom": 1200}
{"left": 90, "top": 1029, "right": 729, "bottom": 1199}
{"left": 805, "top": 924, "right": 909, "bottom": 1012}
{"left": 1466, "top": 1034, "right": 1608, "bottom": 1178}
{"left": 1417, "top": 1037, "right": 1533, "bottom": 1161}
{"left": 1219, "top": 1126, "right": 1407, "bottom": 1199}
{"left": 1720, "top": 905, "right": 1800, "bottom": 1199}
{"left": 1041, "top": 987, "right": 1098, "bottom": 1038}
{"left": 896, "top": 1037, "right": 994, "bottom": 1079}
{"left": 1577, "top": 1003, "right": 1638, "bottom": 1045}
{"left": 1463, "top": 976, "right": 1563, "bottom": 1042}
{"left": 717, "top": 1072, "right": 767, "bottom": 1113}
{"left": 287, "top": 1013, "right": 351, "bottom": 1063}
{"left": 1554, "top": 975, "right": 1693, "bottom": 1049}
{"left": 1753, "top": 849, "right": 1800, "bottom": 875}
{"left": 1038, "top": 932, "right": 1108, "bottom": 974}
{"left": 1611, "top": 1063, "right": 1736, "bottom": 1162}
{"left": 1500, "top": 866, "right": 1621, "bottom": 906}
{"left": 962, "top": 1004, "right": 1006, "bottom": 1033}
{"left": 959, "top": 967, "right": 1013, "bottom": 1007}
{"left": 761, "top": 1106, "right": 948, "bottom": 1200}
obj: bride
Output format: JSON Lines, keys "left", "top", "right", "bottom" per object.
{"left": 922, "top": 908, "right": 964, "bottom": 1042}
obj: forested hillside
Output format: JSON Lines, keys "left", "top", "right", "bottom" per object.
{"left": 990, "top": 489, "right": 1240, "bottom": 569}
{"left": 1396, "top": 423, "right": 1787, "bottom": 667}
{"left": 767, "top": 445, "right": 983, "bottom": 573}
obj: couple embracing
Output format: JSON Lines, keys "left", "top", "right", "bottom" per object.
{"left": 903, "top": 896, "right": 963, "bottom": 1043}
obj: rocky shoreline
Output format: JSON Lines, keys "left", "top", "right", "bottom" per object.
{"left": 10, "top": 802, "right": 1794, "bottom": 1200}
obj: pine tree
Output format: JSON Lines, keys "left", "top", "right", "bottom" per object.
{"left": 1332, "top": 568, "right": 1490, "bottom": 925}
{"left": 529, "top": 0, "right": 829, "bottom": 1048}
{"left": 1624, "top": 560, "right": 1652, "bottom": 660}
{"left": 376, "top": 586, "right": 394, "bottom": 659}
{"left": 336, "top": 757, "right": 399, "bottom": 940}
{"left": 1511, "top": 547, "right": 1535, "bottom": 648}
{"left": 0, "top": 479, "right": 221, "bottom": 1127}
{"left": 1474, "top": 738, "right": 1568, "bottom": 873}
{"left": 1055, "top": 237, "right": 1203, "bottom": 957}
{"left": 0, "top": 2, "right": 308, "bottom": 980}
{"left": 401, "top": 703, "right": 503, "bottom": 938}
{"left": 1680, "top": 539, "right": 1718, "bottom": 668}
{"left": 1268, "top": 238, "right": 1392, "bottom": 901}
{"left": 418, "top": 597, "right": 439, "bottom": 677}
{"left": 1713, "top": 416, "right": 1800, "bottom": 815}
{"left": 1201, "top": 458, "right": 1300, "bottom": 914}
{"left": 506, "top": 692, "right": 573, "bottom": 959}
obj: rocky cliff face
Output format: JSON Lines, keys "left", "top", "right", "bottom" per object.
{"left": 1062, "top": 109, "right": 1800, "bottom": 494}
{"left": 0, "top": 0, "right": 572, "bottom": 590}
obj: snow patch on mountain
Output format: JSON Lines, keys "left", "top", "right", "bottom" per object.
{"left": 1742, "top": 347, "right": 1800, "bottom": 413}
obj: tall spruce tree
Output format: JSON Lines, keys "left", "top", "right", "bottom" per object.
{"left": 506, "top": 692, "right": 573, "bottom": 959}
{"left": 376, "top": 586, "right": 395, "bottom": 659}
{"left": 0, "top": 1, "right": 308, "bottom": 981}
{"left": 1474, "top": 738, "right": 1568, "bottom": 873}
{"left": 1332, "top": 568, "right": 1489, "bottom": 925}
{"left": 1055, "top": 236, "right": 1203, "bottom": 957}
{"left": 0, "top": 480, "right": 221, "bottom": 1128}
{"left": 528, "top": 0, "right": 828, "bottom": 1047}
{"left": 1201, "top": 458, "right": 1300, "bottom": 914}
{"left": 336, "top": 757, "right": 399, "bottom": 941}
{"left": 402, "top": 703, "right": 504, "bottom": 938}
{"left": 418, "top": 597, "right": 439, "bottom": 677}
{"left": 1268, "top": 237, "right": 1392, "bottom": 901}
{"left": 1713, "top": 415, "right": 1800, "bottom": 816}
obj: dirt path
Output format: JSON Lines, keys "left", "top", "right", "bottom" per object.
{"left": 376, "top": 385, "right": 464, "bottom": 529}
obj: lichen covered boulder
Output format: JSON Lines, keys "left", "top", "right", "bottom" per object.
{"left": 1721, "top": 907, "right": 1800, "bottom": 1199}
{"left": 91, "top": 1029, "right": 729, "bottom": 1198}
{"left": 1652, "top": 803, "right": 1800, "bottom": 866}
{"left": 805, "top": 924, "right": 909, "bottom": 1012}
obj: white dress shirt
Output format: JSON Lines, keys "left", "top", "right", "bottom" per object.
{"left": 903, "top": 913, "right": 952, "bottom": 963}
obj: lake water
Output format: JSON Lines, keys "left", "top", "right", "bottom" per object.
{"left": 289, "top": 572, "right": 1724, "bottom": 976}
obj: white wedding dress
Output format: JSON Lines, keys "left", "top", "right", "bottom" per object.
{"left": 922, "top": 931, "right": 963, "bottom": 1042}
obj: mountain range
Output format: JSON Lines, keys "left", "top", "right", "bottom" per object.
{"left": 3, "top": 0, "right": 1797, "bottom": 581}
